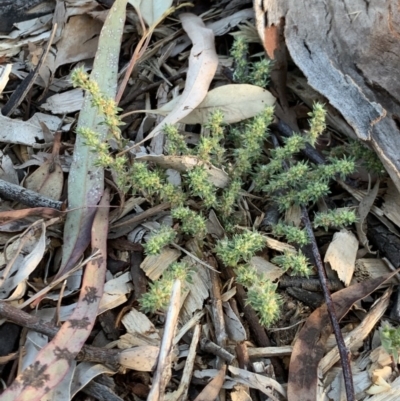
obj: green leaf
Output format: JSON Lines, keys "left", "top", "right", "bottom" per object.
{"left": 59, "top": 0, "right": 128, "bottom": 277}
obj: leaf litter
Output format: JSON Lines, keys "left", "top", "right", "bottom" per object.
{"left": 0, "top": 1, "right": 399, "bottom": 400}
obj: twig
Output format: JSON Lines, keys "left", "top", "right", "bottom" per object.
{"left": 19, "top": 250, "right": 102, "bottom": 308}
{"left": 302, "top": 207, "right": 355, "bottom": 401}
{"left": 171, "top": 243, "right": 219, "bottom": 272}
{"left": 147, "top": 279, "right": 181, "bottom": 401}
{"left": 208, "top": 255, "right": 228, "bottom": 371}
{"left": 0, "top": 301, "right": 120, "bottom": 366}
{"left": 171, "top": 324, "right": 201, "bottom": 401}
{"left": 271, "top": 119, "right": 326, "bottom": 165}
{"left": 228, "top": 297, "right": 250, "bottom": 369}
{"left": 0, "top": 179, "right": 64, "bottom": 210}
{"left": 200, "top": 338, "right": 235, "bottom": 364}
{"left": 320, "top": 287, "right": 392, "bottom": 375}
{"left": 224, "top": 266, "right": 286, "bottom": 381}
{"left": 1, "top": 24, "right": 58, "bottom": 116}
{"left": 174, "top": 310, "right": 205, "bottom": 345}
{"left": 110, "top": 202, "right": 171, "bottom": 229}
{"left": 116, "top": 6, "right": 152, "bottom": 104}
{"left": 119, "top": 71, "right": 186, "bottom": 107}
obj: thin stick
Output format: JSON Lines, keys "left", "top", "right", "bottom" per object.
{"left": 0, "top": 179, "right": 64, "bottom": 210}
{"left": 302, "top": 207, "right": 355, "bottom": 401}
{"left": 1, "top": 24, "right": 58, "bottom": 116}
{"left": 172, "top": 324, "right": 201, "bottom": 400}
{"left": 171, "top": 243, "right": 220, "bottom": 272}
{"left": 147, "top": 279, "right": 181, "bottom": 401}
{"left": 110, "top": 202, "right": 171, "bottom": 229}
{"left": 0, "top": 301, "right": 120, "bottom": 366}
{"left": 19, "top": 251, "right": 101, "bottom": 308}
{"left": 270, "top": 134, "right": 349, "bottom": 385}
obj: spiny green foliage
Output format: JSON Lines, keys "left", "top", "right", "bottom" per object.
{"left": 230, "top": 36, "right": 272, "bottom": 87}
{"left": 197, "top": 109, "right": 225, "bottom": 165}
{"left": 231, "top": 108, "right": 274, "bottom": 177}
{"left": 186, "top": 166, "right": 217, "bottom": 208}
{"left": 171, "top": 206, "right": 207, "bottom": 238}
{"left": 254, "top": 104, "right": 357, "bottom": 212}
{"left": 272, "top": 223, "right": 310, "bottom": 246}
{"left": 72, "top": 56, "right": 359, "bottom": 325}
{"left": 313, "top": 208, "right": 357, "bottom": 230}
{"left": 161, "top": 183, "right": 187, "bottom": 206}
{"left": 140, "top": 262, "right": 193, "bottom": 313}
{"left": 272, "top": 250, "right": 312, "bottom": 277}
{"left": 219, "top": 179, "right": 242, "bottom": 217}
{"left": 130, "top": 162, "right": 164, "bottom": 194}
{"left": 215, "top": 231, "right": 266, "bottom": 267}
{"left": 143, "top": 225, "right": 177, "bottom": 255}
{"left": 214, "top": 102, "right": 356, "bottom": 324}
{"left": 380, "top": 322, "right": 400, "bottom": 362}
{"left": 164, "top": 124, "right": 190, "bottom": 156}
{"left": 235, "top": 264, "right": 281, "bottom": 326}
{"left": 71, "top": 67, "right": 123, "bottom": 139}
{"left": 330, "top": 139, "right": 385, "bottom": 175}
{"left": 71, "top": 68, "right": 130, "bottom": 189}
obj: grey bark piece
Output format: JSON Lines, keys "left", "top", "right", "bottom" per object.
{"left": 257, "top": 0, "right": 400, "bottom": 192}
{"left": 83, "top": 376, "right": 123, "bottom": 401}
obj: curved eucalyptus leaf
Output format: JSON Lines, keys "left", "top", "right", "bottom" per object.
{"left": 58, "top": 0, "right": 128, "bottom": 277}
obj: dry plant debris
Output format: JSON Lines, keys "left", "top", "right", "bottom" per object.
{"left": 0, "top": 1, "right": 400, "bottom": 401}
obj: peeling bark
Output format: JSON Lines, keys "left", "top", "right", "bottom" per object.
{"left": 256, "top": 0, "right": 400, "bottom": 192}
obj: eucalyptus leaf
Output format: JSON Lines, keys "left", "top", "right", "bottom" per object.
{"left": 59, "top": 0, "right": 128, "bottom": 276}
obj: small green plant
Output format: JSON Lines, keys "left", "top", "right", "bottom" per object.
{"left": 215, "top": 231, "right": 266, "bottom": 267}
{"left": 380, "top": 322, "right": 400, "bottom": 362}
{"left": 186, "top": 166, "right": 217, "bottom": 208}
{"left": 171, "top": 206, "right": 207, "bottom": 238}
{"left": 272, "top": 250, "right": 312, "bottom": 277}
{"left": 164, "top": 124, "right": 190, "bottom": 156}
{"left": 130, "top": 162, "right": 164, "bottom": 195}
{"left": 230, "top": 107, "right": 274, "bottom": 177}
{"left": 143, "top": 225, "right": 177, "bottom": 255}
{"left": 230, "top": 36, "right": 272, "bottom": 87}
{"left": 215, "top": 103, "right": 356, "bottom": 325}
{"left": 254, "top": 104, "right": 357, "bottom": 212}
{"left": 330, "top": 139, "right": 385, "bottom": 176}
{"left": 72, "top": 52, "right": 359, "bottom": 326}
{"left": 140, "top": 262, "right": 193, "bottom": 313}
{"left": 235, "top": 264, "right": 281, "bottom": 326}
{"left": 271, "top": 223, "right": 310, "bottom": 246}
{"left": 197, "top": 109, "right": 226, "bottom": 165}
{"left": 313, "top": 208, "right": 357, "bottom": 231}
{"left": 71, "top": 67, "right": 130, "bottom": 189}
{"left": 71, "top": 67, "right": 123, "bottom": 139}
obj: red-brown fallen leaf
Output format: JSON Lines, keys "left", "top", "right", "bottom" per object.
{"left": 194, "top": 365, "right": 226, "bottom": 401}
{"left": 288, "top": 270, "right": 400, "bottom": 401}
{"left": 0, "top": 190, "right": 110, "bottom": 401}
{"left": 0, "top": 207, "right": 64, "bottom": 229}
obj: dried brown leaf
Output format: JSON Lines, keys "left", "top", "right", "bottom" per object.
{"left": 145, "top": 84, "right": 275, "bottom": 125}
{"left": 194, "top": 365, "right": 226, "bottom": 401}
{"left": 136, "top": 12, "right": 219, "bottom": 145}
{"left": 0, "top": 207, "right": 63, "bottom": 227}
{"left": 356, "top": 179, "right": 380, "bottom": 251}
{"left": 229, "top": 366, "right": 286, "bottom": 398}
{"left": 288, "top": 270, "right": 400, "bottom": 401}
{"left": 118, "top": 346, "right": 159, "bottom": 371}
{"left": 0, "top": 189, "right": 110, "bottom": 401}
{"left": 324, "top": 229, "right": 358, "bottom": 286}
{"left": 136, "top": 154, "right": 229, "bottom": 188}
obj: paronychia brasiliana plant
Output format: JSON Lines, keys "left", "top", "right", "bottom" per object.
{"left": 70, "top": 36, "right": 362, "bottom": 325}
